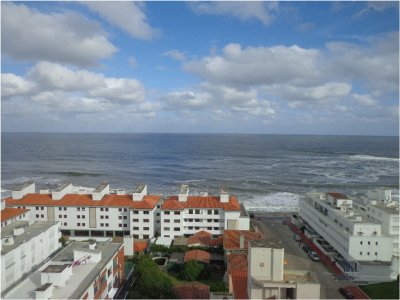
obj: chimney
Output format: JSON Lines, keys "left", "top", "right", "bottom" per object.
{"left": 52, "top": 183, "right": 72, "bottom": 200}
{"left": 92, "top": 183, "right": 109, "bottom": 201}
{"left": 178, "top": 184, "right": 189, "bottom": 202}
{"left": 220, "top": 185, "right": 229, "bottom": 203}
{"left": 239, "top": 234, "right": 245, "bottom": 249}
{"left": 133, "top": 184, "right": 147, "bottom": 201}
{"left": 11, "top": 182, "right": 35, "bottom": 199}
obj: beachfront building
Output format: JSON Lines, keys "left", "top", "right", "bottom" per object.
{"left": 1, "top": 220, "right": 62, "bottom": 295}
{"left": 3, "top": 241, "right": 125, "bottom": 299}
{"left": 5, "top": 182, "right": 160, "bottom": 240}
{"left": 1, "top": 192, "right": 31, "bottom": 228}
{"left": 160, "top": 185, "right": 250, "bottom": 238}
{"left": 299, "top": 192, "right": 397, "bottom": 281}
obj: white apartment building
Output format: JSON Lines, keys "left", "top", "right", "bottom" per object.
{"left": 5, "top": 182, "right": 160, "bottom": 240}
{"left": 246, "top": 240, "right": 320, "bottom": 299}
{"left": 160, "top": 185, "right": 250, "bottom": 238}
{"left": 4, "top": 241, "right": 125, "bottom": 300}
{"left": 1, "top": 220, "right": 62, "bottom": 295}
{"left": 299, "top": 192, "right": 396, "bottom": 281}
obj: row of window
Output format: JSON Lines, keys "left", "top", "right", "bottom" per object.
{"left": 359, "top": 251, "right": 378, "bottom": 256}
{"left": 360, "top": 241, "right": 378, "bottom": 246}
{"left": 132, "top": 211, "right": 149, "bottom": 215}
{"left": 132, "top": 226, "right": 150, "bottom": 231}
{"left": 164, "top": 219, "right": 180, "bottom": 223}
{"left": 132, "top": 219, "right": 150, "bottom": 223}
{"left": 164, "top": 227, "right": 180, "bottom": 231}
{"left": 164, "top": 211, "right": 180, "bottom": 215}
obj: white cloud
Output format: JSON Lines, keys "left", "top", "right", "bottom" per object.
{"left": 162, "top": 50, "right": 186, "bottom": 61}
{"left": 351, "top": 93, "right": 377, "bottom": 106}
{"left": 2, "top": 2, "right": 117, "bottom": 66}
{"left": 1, "top": 73, "right": 36, "bottom": 99}
{"left": 161, "top": 91, "right": 212, "bottom": 110}
{"left": 188, "top": 1, "right": 278, "bottom": 26}
{"left": 83, "top": 1, "right": 158, "bottom": 40}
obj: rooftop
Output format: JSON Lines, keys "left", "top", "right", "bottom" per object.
{"left": 227, "top": 254, "right": 248, "bottom": 273}
{"left": 173, "top": 281, "right": 210, "bottom": 299}
{"left": 134, "top": 240, "right": 149, "bottom": 252}
{"left": 230, "top": 269, "right": 248, "bottom": 299}
{"left": 94, "top": 182, "right": 108, "bottom": 193}
{"left": 187, "top": 231, "right": 223, "bottom": 247}
{"left": 184, "top": 250, "right": 211, "bottom": 264}
{"left": 5, "top": 241, "right": 123, "bottom": 299}
{"left": 370, "top": 204, "right": 399, "bottom": 214}
{"left": 6, "top": 193, "right": 161, "bottom": 209}
{"left": 162, "top": 195, "right": 241, "bottom": 211}
{"left": 1, "top": 221, "right": 59, "bottom": 255}
{"left": 54, "top": 182, "right": 71, "bottom": 192}
{"left": 250, "top": 239, "right": 283, "bottom": 249}
{"left": 223, "top": 230, "right": 262, "bottom": 250}
{"left": 327, "top": 192, "right": 349, "bottom": 199}
{"left": 0, "top": 207, "right": 29, "bottom": 222}
{"left": 42, "top": 264, "right": 70, "bottom": 273}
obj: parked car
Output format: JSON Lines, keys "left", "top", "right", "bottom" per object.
{"left": 339, "top": 287, "right": 354, "bottom": 299}
{"left": 308, "top": 250, "right": 320, "bottom": 261}
{"left": 302, "top": 245, "right": 311, "bottom": 253}
{"left": 293, "top": 234, "right": 301, "bottom": 242}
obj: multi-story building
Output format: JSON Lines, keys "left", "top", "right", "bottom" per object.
{"left": 5, "top": 182, "right": 160, "bottom": 240}
{"left": 160, "top": 185, "right": 250, "bottom": 238}
{"left": 1, "top": 220, "right": 62, "bottom": 295}
{"left": 4, "top": 241, "right": 125, "bottom": 299}
{"left": 299, "top": 192, "right": 396, "bottom": 281}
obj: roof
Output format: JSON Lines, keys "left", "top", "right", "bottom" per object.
{"left": 187, "top": 231, "right": 223, "bottom": 247}
{"left": 5, "top": 193, "right": 160, "bottom": 210}
{"left": 230, "top": 269, "right": 248, "bottom": 299}
{"left": 184, "top": 250, "right": 211, "bottom": 264}
{"left": 161, "top": 195, "right": 241, "bottom": 211}
{"left": 227, "top": 254, "right": 248, "bottom": 273}
{"left": 173, "top": 282, "right": 210, "bottom": 299}
{"left": 134, "top": 241, "right": 149, "bottom": 252}
{"left": 327, "top": 192, "right": 349, "bottom": 199}
{"left": 223, "top": 230, "right": 262, "bottom": 250}
{"left": 0, "top": 207, "right": 29, "bottom": 222}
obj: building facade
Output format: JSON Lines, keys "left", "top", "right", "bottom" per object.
{"left": 299, "top": 192, "right": 396, "bottom": 281}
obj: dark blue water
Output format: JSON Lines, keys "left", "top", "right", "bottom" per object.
{"left": 1, "top": 133, "right": 399, "bottom": 211}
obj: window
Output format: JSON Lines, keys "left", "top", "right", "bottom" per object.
{"left": 214, "top": 227, "right": 219, "bottom": 230}
{"left": 156, "top": 213, "right": 160, "bottom": 216}
{"left": 101, "top": 223, "right": 104, "bottom": 227}
{"left": 36, "top": 214, "right": 39, "bottom": 218}
{"left": 119, "top": 224, "right": 122, "bottom": 227}
{"left": 143, "top": 235, "right": 149, "bottom": 239}
{"left": 124, "top": 208, "right": 127, "bottom": 212}
{"left": 360, "top": 241, "right": 363, "bottom": 245}
{"left": 119, "top": 208, "right": 122, "bottom": 212}
{"left": 375, "top": 252, "right": 378, "bottom": 256}
{"left": 132, "top": 219, "right": 139, "bottom": 222}
{"left": 41, "top": 207, "right": 44, "bottom": 210}
{"left": 123, "top": 224, "right": 127, "bottom": 227}
{"left": 207, "top": 227, "right": 212, "bottom": 230}
{"left": 64, "top": 222, "right": 67, "bottom": 226}
{"left": 123, "top": 216, "right": 127, "bottom": 219}
{"left": 189, "top": 209, "right": 193, "bottom": 214}
{"left": 188, "top": 218, "right": 193, "bottom": 222}
{"left": 118, "top": 216, "right": 122, "bottom": 219}
{"left": 36, "top": 207, "right": 39, "bottom": 210}
{"left": 189, "top": 226, "right": 193, "bottom": 230}
{"left": 144, "top": 211, "right": 149, "bottom": 215}
{"left": 101, "top": 216, "right": 104, "bottom": 219}
{"left": 174, "top": 227, "right": 180, "bottom": 231}
{"left": 174, "top": 220, "right": 180, "bottom": 223}
{"left": 64, "top": 207, "right": 67, "bottom": 211}
{"left": 105, "top": 216, "right": 109, "bottom": 219}
{"left": 59, "top": 207, "right": 62, "bottom": 211}
{"left": 82, "top": 215, "right": 85, "bottom": 219}
{"left": 195, "top": 209, "right": 200, "bottom": 214}
{"left": 77, "top": 207, "right": 80, "bottom": 211}
{"left": 195, "top": 226, "right": 199, "bottom": 230}
{"left": 368, "top": 241, "right": 370, "bottom": 245}
{"left": 376, "top": 241, "right": 378, "bottom": 245}
{"left": 165, "top": 211, "right": 170, "bottom": 215}
{"left": 208, "top": 210, "right": 212, "bottom": 215}
{"left": 157, "top": 220, "right": 160, "bottom": 223}
{"left": 360, "top": 252, "right": 362, "bottom": 255}
{"left": 143, "top": 219, "right": 149, "bottom": 223}
{"left": 105, "top": 208, "right": 109, "bottom": 212}
{"left": 78, "top": 215, "right": 81, "bottom": 219}
{"left": 174, "top": 211, "right": 180, "bottom": 215}
{"left": 59, "top": 215, "right": 62, "bottom": 218}
{"left": 133, "top": 211, "right": 138, "bottom": 214}
{"left": 367, "top": 252, "right": 370, "bottom": 255}
{"left": 77, "top": 223, "right": 81, "bottom": 226}
{"left": 144, "top": 227, "right": 149, "bottom": 230}
{"left": 214, "top": 210, "right": 218, "bottom": 215}
{"left": 133, "top": 227, "right": 139, "bottom": 230}
{"left": 82, "top": 208, "right": 85, "bottom": 211}
{"left": 64, "top": 215, "right": 67, "bottom": 218}
{"left": 105, "top": 223, "right": 109, "bottom": 227}
{"left": 41, "top": 214, "right": 44, "bottom": 218}
{"left": 165, "top": 219, "right": 170, "bottom": 223}
{"left": 82, "top": 223, "right": 85, "bottom": 226}
{"left": 164, "top": 227, "right": 170, "bottom": 231}
{"left": 100, "top": 208, "right": 104, "bottom": 211}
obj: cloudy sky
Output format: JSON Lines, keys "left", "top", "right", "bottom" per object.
{"left": 1, "top": 1, "right": 399, "bottom": 135}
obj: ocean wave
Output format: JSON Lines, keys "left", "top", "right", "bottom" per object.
{"left": 43, "top": 171, "right": 103, "bottom": 177}
{"left": 242, "top": 192, "right": 300, "bottom": 212}
{"left": 1, "top": 176, "right": 64, "bottom": 186}
{"left": 349, "top": 155, "right": 399, "bottom": 162}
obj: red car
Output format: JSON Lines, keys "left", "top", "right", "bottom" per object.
{"left": 339, "top": 287, "right": 355, "bottom": 299}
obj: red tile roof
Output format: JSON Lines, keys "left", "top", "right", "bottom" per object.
{"left": 230, "top": 269, "right": 248, "bottom": 299}
{"left": 0, "top": 208, "right": 29, "bottom": 222}
{"left": 227, "top": 254, "right": 248, "bottom": 273}
{"left": 174, "top": 282, "right": 210, "bottom": 299}
{"left": 5, "top": 193, "right": 160, "bottom": 210}
{"left": 187, "top": 231, "right": 223, "bottom": 247}
{"left": 223, "top": 230, "right": 262, "bottom": 250}
{"left": 161, "top": 195, "right": 241, "bottom": 211}
{"left": 184, "top": 250, "right": 211, "bottom": 264}
{"left": 134, "top": 241, "right": 149, "bottom": 253}
{"left": 327, "top": 192, "right": 349, "bottom": 199}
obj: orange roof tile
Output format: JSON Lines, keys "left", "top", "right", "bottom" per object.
{"left": 174, "top": 282, "right": 210, "bottom": 299}
{"left": 187, "top": 231, "right": 223, "bottom": 247}
{"left": 230, "top": 269, "right": 248, "bottom": 299}
{"left": 184, "top": 250, "right": 211, "bottom": 264}
{"left": 161, "top": 195, "right": 241, "bottom": 211}
{"left": 227, "top": 254, "right": 248, "bottom": 273}
{"left": 0, "top": 207, "right": 29, "bottom": 222}
{"left": 134, "top": 241, "right": 149, "bottom": 252}
{"left": 5, "top": 193, "right": 160, "bottom": 210}
{"left": 327, "top": 192, "right": 349, "bottom": 199}
{"left": 223, "top": 230, "right": 262, "bottom": 250}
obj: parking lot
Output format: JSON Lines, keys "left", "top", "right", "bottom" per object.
{"left": 253, "top": 214, "right": 350, "bottom": 299}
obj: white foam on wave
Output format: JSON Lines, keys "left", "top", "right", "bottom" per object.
{"left": 243, "top": 192, "right": 300, "bottom": 212}
{"left": 1, "top": 176, "right": 64, "bottom": 186}
{"left": 349, "top": 155, "right": 399, "bottom": 162}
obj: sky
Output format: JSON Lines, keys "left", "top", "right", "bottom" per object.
{"left": 1, "top": 1, "right": 399, "bottom": 135}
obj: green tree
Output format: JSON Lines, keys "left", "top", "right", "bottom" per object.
{"left": 182, "top": 260, "right": 204, "bottom": 281}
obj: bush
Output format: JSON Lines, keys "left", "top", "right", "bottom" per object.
{"left": 209, "top": 281, "right": 228, "bottom": 292}
{"left": 182, "top": 260, "right": 204, "bottom": 281}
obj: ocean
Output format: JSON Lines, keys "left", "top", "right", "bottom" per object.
{"left": 1, "top": 133, "right": 399, "bottom": 212}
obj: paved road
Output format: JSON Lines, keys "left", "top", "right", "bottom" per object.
{"left": 253, "top": 216, "right": 349, "bottom": 299}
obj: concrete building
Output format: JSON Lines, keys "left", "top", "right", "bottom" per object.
{"left": 160, "top": 185, "right": 250, "bottom": 238}
{"left": 299, "top": 191, "right": 396, "bottom": 281}
{"left": 1, "top": 220, "right": 62, "bottom": 295}
{"left": 5, "top": 182, "right": 161, "bottom": 240}
{"left": 4, "top": 241, "right": 125, "bottom": 299}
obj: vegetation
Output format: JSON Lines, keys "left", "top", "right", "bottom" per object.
{"left": 150, "top": 244, "right": 224, "bottom": 255}
{"left": 359, "top": 281, "right": 399, "bottom": 299}
{"left": 182, "top": 260, "right": 204, "bottom": 281}
{"left": 129, "top": 255, "right": 176, "bottom": 299}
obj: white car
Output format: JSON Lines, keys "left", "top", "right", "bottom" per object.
{"left": 308, "top": 251, "right": 320, "bottom": 261}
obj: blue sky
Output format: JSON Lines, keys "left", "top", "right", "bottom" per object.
{"left": 1, "top": 1, "right": 399, "bottom": 135}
